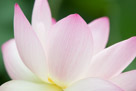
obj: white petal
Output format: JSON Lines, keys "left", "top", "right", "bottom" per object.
{"left": 88, "top": 17, "right": 109, "bottom": 55}
{"left": 65, "top": 78, "right": 123, "bottom": 91}
{"left": 0, "top": 80, "right": 61, "bottom": 91}
{"left": 87, "top": 37, "right": 136, "bottom": 79}
{"left": 111, "top": 70, "right": 136, "bottom": 91}
{"left": 14, "top": 4, "right": 48, "bottom": 82}
{"left": 47, "top": 14, "right": 93, "bottom": 87}
{"left": 1, "top": 39, "right": 39, "bottom": 82}
{"left": 32, "top": 0, "right": 52, "bottom": 49}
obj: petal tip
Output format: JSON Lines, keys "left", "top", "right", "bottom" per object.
{"left": 130, "top": 36, "right": 136, "bottom": 40}
{"left": 73, "top": 13, "right": 80, "bottom": 16}
{"left": 67, "top": 14, "right": 87, "bottom": 24}
{"left": 1, "top": 39, "right": 14, "bottom": 53}
{"left": 15, "top": 3, "right": 18, "bottom": 7}
{"left": 100, "top": 16, "right": 109, "bottom": 23}
{"left": 89, "top": 16, "right": 110, "bottom": 27}
{"left": 102, "top": 16, "right": 109, "bottom": 20}
{"left": 14, "top": 3, "right": 21, "bottom": 13}
{"left": 95, "top": 16, "right": 109, "bottom": 24}
{"left": 68, "top": 14, "right": 81, "bottom": 19}
{"left": 14, "top": 3, "right": 19, "bottom": 9}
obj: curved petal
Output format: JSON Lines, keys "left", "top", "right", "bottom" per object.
{"left": 14, "top": 4, "right": 48, "bottom": 82}
{"left": 47, "top": 14, "right": 93, "bottom": 87}
{"left": 0, "top": 80, "right": 61, "bottom": 91}
{"left": 32, "top": 0, "right": 52, "bottom": 49}
{"left": 1, "top": 39, "right": 39, "bottom": 82}
{"left": 111, "top": 70, "right": 136, "bottom": 91}
{"left": 87, "top": 37, "right": 136, "bottom": 79}
{"left": 65, "top": 78, "right": 123, "bottom": 91}
{"left": 88, "top": 17, "right": 109, "bottom": 55}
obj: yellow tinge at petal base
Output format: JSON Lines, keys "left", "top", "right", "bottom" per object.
{"left": 0, "top": 80, "right": 63, "bottom": 91}
{"left": 48, "top": 77, "right": 67, "bottom": 89}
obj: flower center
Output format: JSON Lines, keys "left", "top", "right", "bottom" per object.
{"left": 48, "top": 77, "right": 67, "bottom": 90}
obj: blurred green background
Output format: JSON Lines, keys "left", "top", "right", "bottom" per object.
{"left": 0, "top": 0, "right": 136, "bottom": 85}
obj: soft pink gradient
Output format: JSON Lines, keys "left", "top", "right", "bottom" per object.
{"left": 111, "top": 70, "right": 136, "bottom": 91}
{"left": 14, "top": 4, "right": 48, "bottom": 82}
{"left": 87, "top": 37, "right": 136, "bottom": 79}
{"left": 1, "top": 39, "right": 38, "bottom": 82}
{"left": 88, "top": 37, "right": 136, "bottom": 79}
{"left": 47, "top": 14, "right": 93, "bottom": 87}
{"left": 65, "top": 78, "right": 123, "bottom": 91}
{"left": 32, "top": 0, "right": 52, "bottom": 51}
{"left": 88, "top": 17, "right": 109, "bottom": 55}
{"left": 1, "top": 0, "right": 136, "bottom": 90}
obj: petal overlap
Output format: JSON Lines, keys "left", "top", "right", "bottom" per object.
{"left": 47, "top": 14, "right": 93, "bottom": 87}
{"left": 88, "top": 17, "right": 109, "bottom": 55}
{"left": 65, "top": 78, "right": 123, "bottom": 91}
{"left": 87, "top": 37, "right": 136, "bottom": 79}
{"left": 1, "top": 39, "right": 39, "bottom": 82}
{"left": 32, "top": 0, "right": 52, "bottom": 49}
{"left": 14, "top": 4, "right": 48, "bottom": 82}
{"left": 111, "top": 70, "right": 136, "bottom": 91}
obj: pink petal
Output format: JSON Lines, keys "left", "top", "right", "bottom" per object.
{"left": 14, "top": 4, "right": 48, "bottom": 82}
{"left": 111, "top": 70, "right": 136, "bottom": 91}
{"left": 1, "top": 39, "right": 39, "bottom": 82}
{"left": 32, "top": 0, "right": 52, "bottom": 49}
{"left": 88, "top": 17, "right": 109, "bottom": 55}
{"left": 47, "top": 14, "right": 93, "bottom": 87}
{"left": 0, "top": 80, "right": 61, "bottom": 91}
{"left": 65, "top": 78, "right": 123, "bottom": 91}
{"left": 52, "top": 18, "right": 56, "bottom": 24}
{"left": 87, "top": 37, "right": 136, "bottom": 79}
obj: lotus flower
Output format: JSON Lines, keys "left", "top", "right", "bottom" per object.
{"left": 0, "top": 0, "right": 136, "bottom": 91}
